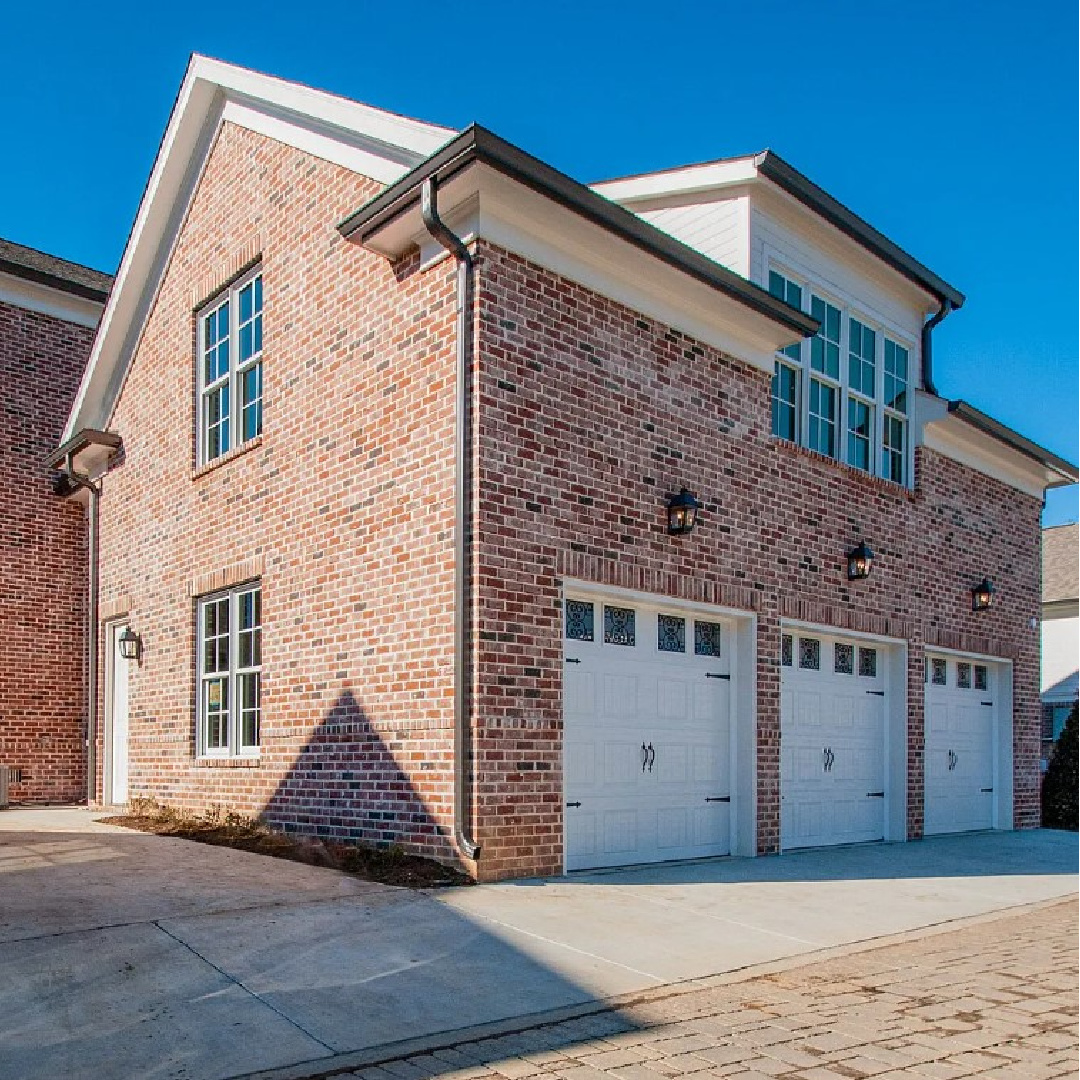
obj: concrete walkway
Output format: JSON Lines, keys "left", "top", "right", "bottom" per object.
{"left": 0, "top": 808, "right": 1075, "bottom": 1080}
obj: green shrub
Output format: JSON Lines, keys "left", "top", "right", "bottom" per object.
{"left": 1041, "top": 702, "right": 1078, "bottom": 831}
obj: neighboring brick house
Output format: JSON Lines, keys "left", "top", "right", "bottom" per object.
{"left": 1040, "top": 523, "right": 1078, "bottom": 767}
{"left": 1, "top": 238, "right": 110, "bottom": 803}
{"left": 52, "top": 57, "right": 1077, "bottom": 879}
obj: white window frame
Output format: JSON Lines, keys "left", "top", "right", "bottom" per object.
{"left": 766, "top": 258, "right": 916, "bottom": 487}
{"left": 768, "top": 270, "right": 803, "bottom": 444}
{"left": 196, "top": 268, "right": 263, "bottom": 466}
{"left": 197, "top": 582, "right": 262, "bottom": 758}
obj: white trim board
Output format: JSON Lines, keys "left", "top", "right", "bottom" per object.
{"left": 0, "top": 270, "right": 103, "bottom": 328}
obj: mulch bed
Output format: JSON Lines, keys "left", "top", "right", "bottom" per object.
{"left": 103, "top": 801, "right": 472, "bottom": 889}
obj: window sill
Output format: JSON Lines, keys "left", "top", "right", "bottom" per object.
{"left": 195, "top": 756, "right": 261, "bottom": 768}
{"left": 193, "top": 435, "right": 263, "bottom": 480}
{"left": 769, "top": 436, "right": 916, "bottom": 499}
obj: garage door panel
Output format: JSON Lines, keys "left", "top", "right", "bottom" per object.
{"left": 564, "top": 596, "right": 734, "bottom": 871}
{"left": 780, "top": 629, "right": 888, "bottom": 851}
{"left": 924, "top": 654, "right": 996, "bottom": 836}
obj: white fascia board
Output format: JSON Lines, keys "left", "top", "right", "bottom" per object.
{"left": 366, "top": 163, "right": 798, "bottom": 372}
{"left": 61, "top": 55, "right": 457, "bottom": 444}
{"left": 917, "top": 402, "right": 1054, "bottom": 499}
{"left": 0, "top": 270, "right": 103, "bottom": 328}
{"left": 592, "top": 157, "right": 760, "bottom": 204}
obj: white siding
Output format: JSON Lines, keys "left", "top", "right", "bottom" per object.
{"left": 636, "top": 195, "right": 749, "bottom": 277}
{"left": 1042, "top": 613, "right": 1079, "bottom": 699}
{"left": 748, "top": 189, "right": 930, "bottom": 369}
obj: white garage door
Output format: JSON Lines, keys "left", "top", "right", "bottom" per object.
{"left": 924, "top": 654, "right": 996, "bottom": 835}
{"left": 781, "top": 629, "right": 888, "bottom": 850}
{"left": 563, "top": 595, "right": 733, "bottom": 871}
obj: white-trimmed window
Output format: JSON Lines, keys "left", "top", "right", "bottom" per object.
{"left": 768, "top": 271, "right": 802, "bottom": 442}
{"left": 766, "top": 261, "right": 914, "bottom": 485}
{"left": 883, "top": 337, "right": 909, "bottom": 484}
{"left": 198, "top": 270, "right": 263, "bottom": 464}
{"left": 198, "top": 583, "right": 261, "bottom": 756}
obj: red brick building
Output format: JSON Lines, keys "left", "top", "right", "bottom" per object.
{"left": 1, "top": 238, "right": 110, "bottom": 803}
{"left": 52, "top": 58, "right": 1076, "bottom": 879}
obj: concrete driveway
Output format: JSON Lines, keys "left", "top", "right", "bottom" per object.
{"left": 0, "top": 808, "right": 1075, "bottom": 1080}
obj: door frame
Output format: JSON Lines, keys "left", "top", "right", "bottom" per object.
{"left": 560, "top": 578, "right": 758, "bottom": 871}
{"left": 102, "top": 618, "right": 130, "bottom": 805}
{"left": 923, "top": 647, "right": 1014, "bottom": 832}
{"left": 779, "top": 620, "right": 909, "bottom": 852}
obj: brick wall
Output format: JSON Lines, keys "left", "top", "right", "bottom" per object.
{"left": 95, "top": 123, "right": 1042, "bottom": 881}
{"left": 0, "top": 298, "right": 91, "bottom": 802}
{"left": 97, "top": 122, "right": 461, "bottom": 862}
{"left": 472, "top": 242, "right": 1042, "bottom": 879}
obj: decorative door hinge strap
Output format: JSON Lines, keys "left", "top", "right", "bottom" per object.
{"left": 566, "top": 801, "right": 582, "bottom": 808}
{"left": 705, "top": 672, "right": 730, "bottom": 680}
{"left": 865, "top": 689, "right": 885, "bottom": 696}
{"left": 980, "top": 787, "right": 993, "bottom": 793}
{"left": 981, "top": 701, "right": 993, "bottom": 706}
{"left": 705, "top": 796, "right": 731, "bottom": 803}
{"left": 565, "top": 658, "right": 582, "bottom": 664}
{"left": 866, "top": 791, "right": 885, "bottom": 798}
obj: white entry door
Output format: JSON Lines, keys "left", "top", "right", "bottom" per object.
{"left": 924, "top": 654, "right": 996, "bottom": 835}
{"left": 106, "top": 622, "right": 130, "bottom": 804}
{"left": 563, "top": 596, "right": 733, "bottom": 871}
{"left": 781, "top": 629, "right": 888, "bottom": 850}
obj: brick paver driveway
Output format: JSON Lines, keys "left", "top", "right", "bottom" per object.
{"left": 303, "top": 900, "right": 1077, "bottom": 1080}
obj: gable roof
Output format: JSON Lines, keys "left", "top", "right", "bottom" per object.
{"left": 0, "top": 236, "right": 111, "bottom": 303}
{"left": 61, "top": 55, "right": 456, "bottom": 444}
{"left": 592, "top": 150, "right": 965, "bottom": 311}
{"left": 1043, "top": 523, "right": 1079, "bottom": 604}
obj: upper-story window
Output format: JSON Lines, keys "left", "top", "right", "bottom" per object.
{"left": 768, "top": 267, "right": 912, "bottom": 485}
{"left": 198, "top": 270, "right": 263, "bottom": 464}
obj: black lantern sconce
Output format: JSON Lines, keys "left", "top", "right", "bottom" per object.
{"left": 846, "top": 540, "right": 874, "bottom": 581}
{"left": 971, "top": 578, "right": 995, "bottom": 612}
{"left": 666, "top": 489, "right": 701, "bottom": 535}
{"left": 118, "top": 627, "right": 142, "bottom": 662}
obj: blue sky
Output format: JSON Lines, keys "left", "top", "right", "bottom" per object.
{"left": 3, "top": 1, "right": 1076, "bottom": 521}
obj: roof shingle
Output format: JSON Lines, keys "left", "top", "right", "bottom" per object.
{"left": 0, "top": 236, "right": 112, "bottom": 303}
{"left": 1043, "top": 523, "right": 1079, "bottom": 604}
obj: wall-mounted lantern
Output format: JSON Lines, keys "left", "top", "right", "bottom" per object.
{"left": 846, "top": 540, "right": 874, "bottom": 581}
{"left": 666, "top": 489, "right": 701, "bottom": 535}
{"left": 971, "top": 578, "right": 995, "bottom": 612}
{"left": 118, "top": 627, "right": 142, "bottom": 662}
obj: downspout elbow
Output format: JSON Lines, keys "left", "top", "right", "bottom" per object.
{"left": 920, "top": 299, "right": 953, "bottom": 396}
{"left": 421, "top": 177, "right": 481, "bottom": 864}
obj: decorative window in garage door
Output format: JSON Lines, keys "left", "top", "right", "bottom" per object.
{"left": 974, "top": 665, "right": 988, "bottom": 691}
{"left": 858, "top": 647, "right": 878, "bottom": 678}
{"left": 834, "top": 642, "right": 854, "bottom": 674}
{"left": 957, "top": 662, "right": 972, "bottom": 689}
{"left": 565, "top": 600, "right": 595, "bottom": 641}
{"left": 694, "top": 620, "right": 723, "bottom": 657}
{"left": 799, "top": 637, "right": 821, "bottom": 670}
{"left": 658, "top": 614, "right": 686, "bottom": 653}
{"left": 931, "top": 658, "right": 947, "bottom": 685}
{"left": 781, "top": 633, "right": 793, "bottom": 667}
{"left": 604, "top": 605, "right": 636, "bottom": 646}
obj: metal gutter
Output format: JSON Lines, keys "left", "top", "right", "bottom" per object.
{"left": 947, "top": 400, "right": 1079, "bottom": 482}
{"left": 420, "top": 177, "right": 481, "bottom": 863}
{"left": 339, "top": 125, "right": 819, "bottom": 340}
{"left": 755, "top": 151, "right": 965, "bottom": 310}
{"left": 920, "top": 300, "right": 953, "bottom": 395}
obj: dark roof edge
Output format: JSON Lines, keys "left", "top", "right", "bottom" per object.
{"left": 339, "top": 125, "right": 820, "bottom": 339}
{"left": 45, "top": 428, "right": 123, "bottom": 470}
{"left": 755, "top": 152, "right": 965, "bottom": 310}
{"left": 0, "top": 254, "right": 111, "bottom": 304}
{"left": 947, "top": 400, "right": 1078, "bottom": 481}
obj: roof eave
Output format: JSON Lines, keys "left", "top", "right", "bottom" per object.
{"left": 947, "top": 400, "right": 1079, "bottom": 486}
{"left": 755, "top": 151, "right": 965, "bottom": 310}
{"left": 339, "top": 125, "right": 819, "bottom": 340}
{"left": 0, "top": 256, "right": 110, "bottom": 304}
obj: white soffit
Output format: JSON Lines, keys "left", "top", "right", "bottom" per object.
{"left": 919, "top": 400, "right": 1062, "bottom": 498}
{"left": 61, "top": 55, "right": 456, "bottom": 444}
{"left": 0, "top": 270, "right": 103, "bottom": 328}
{"left": 366, "top": 163, "right": 798, "bottom": 370}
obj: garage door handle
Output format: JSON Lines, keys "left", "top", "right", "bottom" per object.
{"left": 865, "top": 689, "right": 885, "bottom": 696}
{"left": 866, "top": 791, "right": 885, "bottom": 798}
{"left": 981, "top": 787, "right": 993, "bottom": 793}
{"left": 705, "top": 796, "right": 731, "bottom": 803}
{"left": 647, "top": 743, "right": 655, "bottom": 772}
{"left": 981, "top": 701, "right": 993, "bottom": 706}
{"left": 566, "top": 801, "right": 582, "bottom": 808}
{"left": 948, "top": 749, "right": 957, "bottom": 771}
